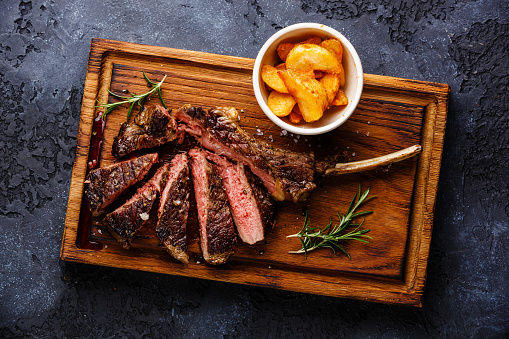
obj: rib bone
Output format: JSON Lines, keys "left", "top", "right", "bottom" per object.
{"left": 323, "top": 144, "right": 422, "bottom": 176}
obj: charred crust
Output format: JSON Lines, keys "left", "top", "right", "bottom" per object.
{"left": 112, "top": 105, "right": 176, "bottom": 158}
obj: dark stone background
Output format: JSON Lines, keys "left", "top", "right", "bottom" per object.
{"left": 1, "top": 0, "right": 507, "bottom": 337}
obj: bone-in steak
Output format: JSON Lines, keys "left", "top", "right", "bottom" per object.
{"left": 189, "top": 148, "right": 237, "bottom": 265}
{"left": 205, "top": 151, "right": 273, "bottom": 245}
{"left": 112, "top": 104, "right": 177, "bottom": 158}
{"left": 176, "top": 105, "right": 316, "bottom": 202}
{"left": 156, "top": 153, "right": 191, "bottom": 264}
{"left": 103, "top": 163, "right": 170, "bottom": 249}
{"left": 85, "top": 153, "right": 158, "bottom": 216}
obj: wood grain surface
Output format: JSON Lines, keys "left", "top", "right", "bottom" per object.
{"left": 61, "top": 38, "right": 449, "bottom": 306}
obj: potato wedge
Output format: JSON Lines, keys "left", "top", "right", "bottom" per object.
{"left": 321, "top": 39, "right": 345, "bottom": 86}
{"left": 319, "top": 73, "right": 340, "bottom": 107}
{"left": 321, "top": 39, "right": 343, "bottom": 63}
{"left": 289, "top": 106, "right": 303, "bottom": 124}
{"left": 277, "top": 43, "right": 295, "bottom": 61}
{"left": 275, "top": 63, "right": 287, "bottom": 71}
{"left": 267, "top": 90, "right": 296, "bottom": 117}
{"left": 276, "top": 36, "right": 323, "bottom": 61}
{"left": 279, "top": 69, "right": 328, "bottom": 123}
{"left": 286, "top": 44, "right": 340, "bottom": 73}
{"left": 320, "top": 39, "right": 346, "bottom": 87}
{"left": 261, "top": 64, "right": 288, "bottom": 93}
{"left": 302, "top": 36, "right": 323, "bottom": 45}
{"left": 332, "top": 88, "right": 348, "bottom": 106}
{"left": 338, "top": 63, "right": 345, "bottom": 87}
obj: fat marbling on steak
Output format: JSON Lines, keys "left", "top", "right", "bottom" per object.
{"left": 103, "top": 163, "right": 170, "bottom": 249}
{"left": 84, "top": 153, "right": 158, "bottom": 216}
{"left": 112, "top": 104, "right": 177, "bottom": 158}
{"left": 156, "top": 153, "right": 191, "bottom": 264}
{"left": 189, "top": 148, "right": 237, "bottom": 265}
{"left": 205, "top": 151, "right": 274, "bottom": 245}
{"left": 176, "top": 105, "right": 316, "bottom": 203}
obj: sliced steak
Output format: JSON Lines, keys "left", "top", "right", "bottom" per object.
{"left": 206, "top": 151, "right": 273, "bottom": 245}
{"left": 189, "top": 148, "right": 237, "bottom": 265}
{"left": 244, "top": 166, "right": 275, "bottom": 232}
{"left": 249, "top": 139, "right": 316, "bottom": 203}
{"left": 156, "top": 153, "right": 191, "bottom": 264}
{"left": 112, "top": 104, "right": 177, "bottom": 158}
{"left": 177, "top": 105, "right": 278, "bottom": 197}
{"left": 103, "top": 163, "right": 170, "bottom": 249}
{"left": 176, "top": 105, "right": 316, "bottom": 202}
{"left": 85, "top": 153, "right": 158, "bottom": 216}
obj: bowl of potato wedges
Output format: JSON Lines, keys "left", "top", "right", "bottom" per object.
{"left": 253, "top": 23, "right": 363, "bottom": 135}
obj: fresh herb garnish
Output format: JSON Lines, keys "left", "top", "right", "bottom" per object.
{"left": 96, "top": 71, "right": 167, "bottom": 121}
{"left": 287, "top": 185, "right": 376, "bottom": 259}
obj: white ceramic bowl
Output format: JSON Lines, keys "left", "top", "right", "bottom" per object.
{"left": 253, "top": 23, "right": 363, "bottom": 135}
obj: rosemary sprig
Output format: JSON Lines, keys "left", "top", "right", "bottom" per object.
{"left": 287, "top": 185, "right": 376, "bottom": 259}
{"left": 96, "top": 71, "right": 167, "bottom": 121}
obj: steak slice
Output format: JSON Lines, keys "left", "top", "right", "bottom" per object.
{"left": 205, "top": 151, "right": 273, "bottom": 245}
{"left": 244, "top": 165, "right": 275, "bottom": 233}
{"left": 156, "top": 153, "right": 191, "bottom": 264}
{"left": 112, "top": 104, "right": 177, "bottom": 158}
{"left": 189, "top": 148, "right": 237, "bottom": 265}
{"left": 103, "top": 163, "right": 170, "bottom": 249}
{"left": 85, "top": 153, "right": 158, "bottom": 216}
{"left": 176, "top": 105, "right": 316, "bottom": 202}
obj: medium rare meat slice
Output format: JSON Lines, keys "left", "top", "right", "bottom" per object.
{"left": 103, "top": 163, "right": 170, "bottom": 249}
{"left": 177, "top": 105, "right": 277, "bottom": 197}
{"left": 244, "top": 166, "right": 275, "bottom": 232}
{"left": 189, "top": 148, "right": 237, "bottom": 265}
{"left": 85, "top": 153, "right": 158, "bottom": 216}
{"left": 112, "top": 104, "right": 177, "bottom": 158}
{"left": 176, "top": 105, "right": 316, "bottom": 203}
{"left": 205, "top": 151, "right": 273, "bottom": 245}
{"left": 156, "top": 153, "right": 191, "bottom": 264}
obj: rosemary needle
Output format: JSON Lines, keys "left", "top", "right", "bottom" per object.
{"left": 287, "top": 185, "right": 376, "bottom": 259}
{"left": 96, "top": 71, "right": 167, "bottom": 121}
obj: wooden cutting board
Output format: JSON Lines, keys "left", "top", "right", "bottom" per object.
{"left": 61, "top": 38, "right": 449, "bottom": 306}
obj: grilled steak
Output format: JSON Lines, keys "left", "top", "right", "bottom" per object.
{"left": 176, "top": 105, "right": 316, "bottom": 202}
{"left": 156, "top": 153, "right": 191, "bottom": 264}
{"left": 177, "top": 106, "right": 277, "bottom": 195}
{"left": 206, "top": 151, "right": 273, "bottom": 245}
{"left": 249, "top": 139, "right": 316, "bottom": 202}
{"left": 189, "top": 148, "right": 237, "bottom": 265}
{"left": 112, "top": 104, "right": 177, "bottom": 158}
{"left": 84, "top": 153, "right": 158, "bottom": 216}
{"left": 103, "top": 163, "right": 170, "bottom": 249}
{"left": 244, "top": 165, "right": 275, "bottom": 232}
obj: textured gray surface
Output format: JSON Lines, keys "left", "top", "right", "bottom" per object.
{"left": 1, "top": 0, "right": 508, "bottom": 337}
